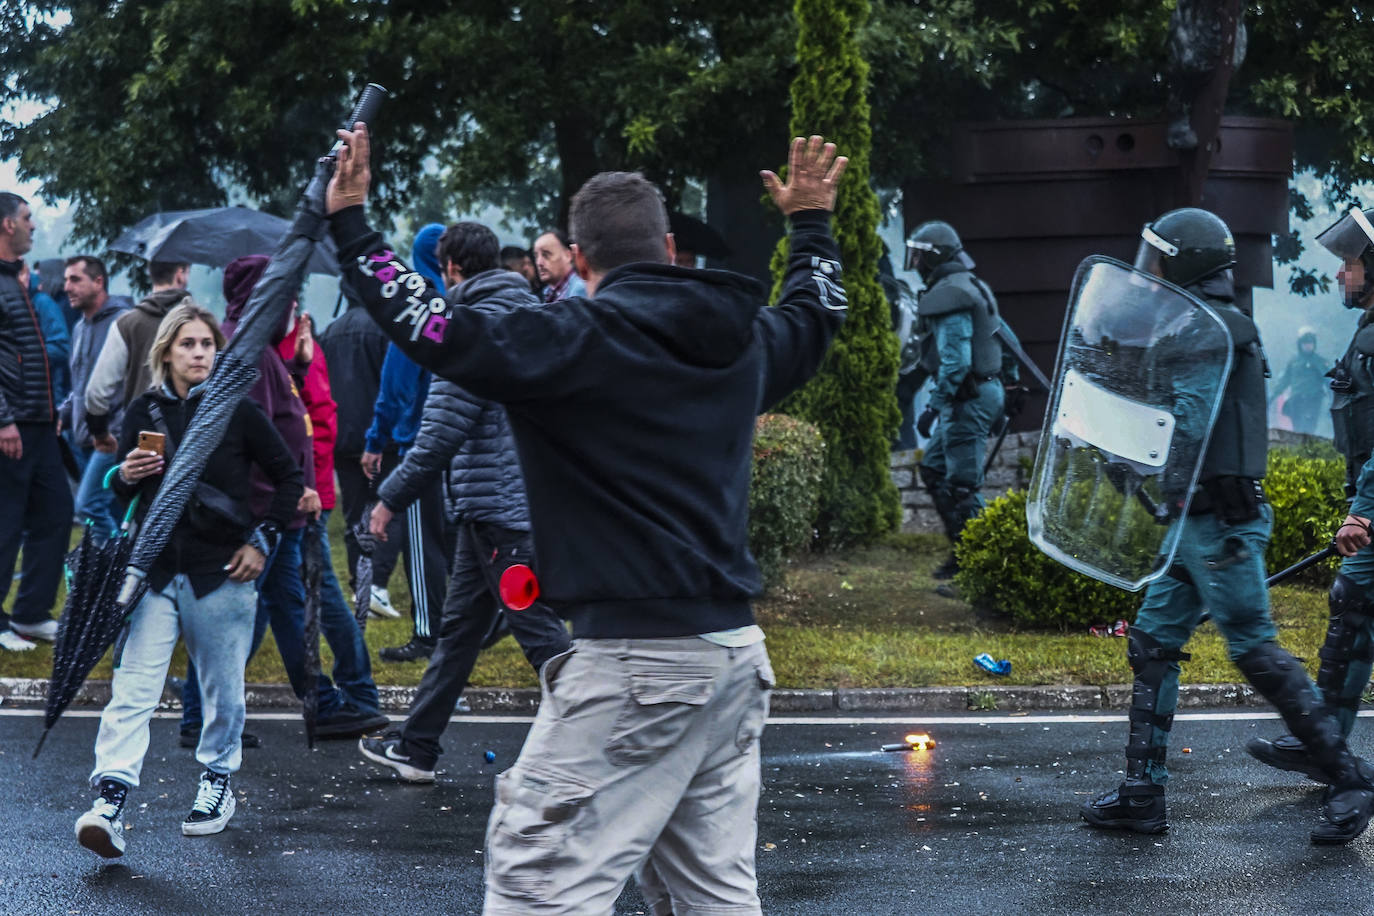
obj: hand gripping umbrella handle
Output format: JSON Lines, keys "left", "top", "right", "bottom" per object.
{"left": 325, "top": 82, "right": 388, "bottom": 160}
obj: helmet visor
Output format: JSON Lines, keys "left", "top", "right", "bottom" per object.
{"left": 905, "top": 241, "right": 933, "bottom": 273}
{"left": 1133, "top": 226, "right": 1177, "bottom": 279}
{"left": 1317, "top": 207, "right": 1374, "bottom": 261}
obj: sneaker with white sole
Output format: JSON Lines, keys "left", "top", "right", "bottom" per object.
{"left": 182, "top": 770, "right": 236, "bottom": 836}
{"left": 75, "top": 779, "right": 129, "bottom": 858}
{"left": 369, "top": 586, "right": 401, "bottom": 619}
{"left": 11, "top": 618, "right": 58, "bottom": 641}
{"left": 359, "top": 735, "right": 436, "bottom": 783}
{"left": 0, "top": 629, "right": 36, "bottom": 651}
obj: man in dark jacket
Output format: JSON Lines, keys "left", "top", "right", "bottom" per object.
{"left": 0, "top": 191, "right": 71, "bottom": 650}
{"left": 61, "top": 255, "right": 132, "bottom": 543}
{"left": 84, "top": 259, "right": 192, "bottom": 453}
{"left": 328, "top": 127, "right": 847, "bottom": 914}
{"left": 359, "top": 221, "right": 570, "bottom": 783}
{"left": 318, "top": 275, "right": 405, "bottom": 613}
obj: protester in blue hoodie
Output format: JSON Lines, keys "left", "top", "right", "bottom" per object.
{"left": 360, "top": 223, "right": 450, "bottom": 662}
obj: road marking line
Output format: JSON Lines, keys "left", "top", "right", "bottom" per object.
{"left": 5, "top": 709, "right": 1373, "bottom": 725}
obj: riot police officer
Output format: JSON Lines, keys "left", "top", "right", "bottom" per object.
{"left": 906, "top": 221, "right": 1004, "bottom": 580}
{"left": 1268, "top": 327, "right": 1327, "bottom": 434}
{"left": 1081, "top": 207, "right": 1374, "bottom": 844}
{"left": 1248, "top": 207, "right": 1374, "bottom": 783}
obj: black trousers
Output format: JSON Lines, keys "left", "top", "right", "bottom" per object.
{"left": 0, "top": 423, "right": 75, "bottom": 627}
{"left": 400, "top": 521, "right": 570, "bottom": 766}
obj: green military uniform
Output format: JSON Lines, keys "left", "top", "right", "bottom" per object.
{"left": 1269, "top": 330, "right": 1328, "bottom": 435}
{"left": 906, "top": 221, "right": 1003, "bottom": 579}
{"left": 1082, "top": 208, "right": 1374, "bottom": 846}
{"left": 1248, "top": 207, "right": 1374, "bottom": 783}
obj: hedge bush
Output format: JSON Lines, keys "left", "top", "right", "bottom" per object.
{"left": 954, "top": 489, "right": 1140, "bottom": 631}
{"left": 750, "top": 414, "right": 826, "bottom": 589}
{"left": 954, "top": 444, "right": 1349, "bottom": 629}
{"left": 1265, "top": 442, "right": 1345, "bottom": 585}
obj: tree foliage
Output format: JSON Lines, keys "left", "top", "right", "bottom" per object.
{"left": 0, "top": 0, "right": 795, "bottom": 248}
{"left": 773, "top": 0, "right": 900, "bottom": 547}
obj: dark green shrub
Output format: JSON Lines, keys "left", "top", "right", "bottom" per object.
{"left": 750, "top": 414, "right": 826, "bottom": 588}
{"left": 1265, "top": 446, "right": 1346, "bottom": 585}
{"left": 955, "top": 489, "right": 1140, "bottom": 630}
{"left": 955, "top": 445, "right": 1350, "bottom": 630}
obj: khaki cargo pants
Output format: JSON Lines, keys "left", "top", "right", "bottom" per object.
{"left": 483, "top": 637, "right": 775, "bottom": 915}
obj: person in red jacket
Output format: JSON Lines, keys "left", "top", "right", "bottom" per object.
{"left": 276, "top": 313, "right": 380, "bottom": 714}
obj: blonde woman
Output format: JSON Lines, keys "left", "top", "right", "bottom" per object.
{"left": 75, "top": 302, "right": 303, "bottom": 858}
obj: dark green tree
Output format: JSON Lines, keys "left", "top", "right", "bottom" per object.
{"left": 773, "top": 0, "right": 900, "bottom": 546}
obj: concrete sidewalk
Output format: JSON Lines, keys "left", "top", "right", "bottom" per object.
{"left": 0, "top": 676, "right": 1273, "bottom": 713}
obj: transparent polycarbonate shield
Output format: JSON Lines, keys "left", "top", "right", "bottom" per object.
{"left": 1027, "top": 257, "right": 1234, "bottom": 591}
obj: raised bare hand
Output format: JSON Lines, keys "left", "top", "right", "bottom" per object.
{"left": 760, "top": 136, "right": 848, "bottom": 216}
{"left": 326, "top": 122, "right": 373, "bottom": 215}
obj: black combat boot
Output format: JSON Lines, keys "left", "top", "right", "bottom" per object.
{"left": 1235, "top": 642, "right": 1374, "bottom": 845}
{"left": 1082, "top": 630, "right": 1178, "bottom": 835}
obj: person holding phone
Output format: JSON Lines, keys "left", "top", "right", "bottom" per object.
{"left": 74, "top": 302, "right": 303, "bottom": 859}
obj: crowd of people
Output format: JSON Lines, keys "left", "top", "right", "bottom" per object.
{"left": 8, "top": 115, "right": 1374, "bottom": 909}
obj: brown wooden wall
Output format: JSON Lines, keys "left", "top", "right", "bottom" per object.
{"left": 901, "top": 116, "right": 1293, "bottom": 429}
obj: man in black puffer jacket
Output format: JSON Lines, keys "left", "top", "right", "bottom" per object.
{"left": 0, "top": 191, "right": 71, "bottom": 650}
{"left": 358, "top": 222, "right": 570, "bottom": 783}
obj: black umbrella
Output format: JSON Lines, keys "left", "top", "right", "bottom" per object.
{"left": 34, "top": 514, "right": 138, "bottom": 756}
{"left": 300, "top": 524, "right": 326, "bottom": 748}
{"left": 108, "top": 205, "right": 341, "bottom": 277}
{"left": 351, "top": 506, "right": 377, "bottom": 632}
{"left": 668, "top": 212, "right": 732, "bottom": 259}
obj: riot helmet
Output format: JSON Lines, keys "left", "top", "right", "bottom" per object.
{"left": 1297, "top": 326, "right": 1317, "bottom": 352}
{"left": 1315, "top": 206, "right": 1374, "bottom": 308}
{"left": 1133, "top": 208, "right": 1236, "bottom": 288}
{"left": 905, "top": 220, "right": 974, "bottom": 279}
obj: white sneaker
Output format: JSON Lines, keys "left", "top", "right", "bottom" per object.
{"left": 75, "top": 781, "right": 128, "bottom": 858}
{"left": 182, "top": 770, "right": 236, "bottom": 836}
{"left": 0, "top": 630, "right": 36, "bottom": 651}
{"left": 369, "top": 586, "right": 401, "bottom": 619}
{"left": 11, "top": 618, "right": 58, "bottom": 642}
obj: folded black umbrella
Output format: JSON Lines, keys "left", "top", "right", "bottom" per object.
{"left": 109, "top": 205, "right": 340, "bottom": 277}
{"left": 300, "top": 524, "right": 326, "bottom": 748}
{"left": 352, "top": 506, "right": 377, "bottom": 633}
{"left": 35, "top": 519, "right": 138, "bottom": 756}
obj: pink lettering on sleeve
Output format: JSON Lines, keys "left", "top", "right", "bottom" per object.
{"left": 368, "top": 250, "right": 395, "bottom": 263}
{"left": 422, "top": 315, "right": 448, "bottom": 343}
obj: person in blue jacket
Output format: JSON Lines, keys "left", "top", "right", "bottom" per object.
{"left": 360, "top": 223, "right": 451, "bottom": 661}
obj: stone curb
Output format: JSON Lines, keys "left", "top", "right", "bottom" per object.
{"left": 0, "top": 677, "right": 1268, "bottom": 714}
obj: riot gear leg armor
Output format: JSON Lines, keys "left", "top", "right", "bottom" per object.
{"left": 1080, "top": 630, "right": 1181, "bottom": 834}
{"left": 1234, "top": 641, "right": 1374, "bottom": 844}
{"left": 1246, "top": 575, "right": 1374, "bottom": 780}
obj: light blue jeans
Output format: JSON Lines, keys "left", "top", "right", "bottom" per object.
{"left": 91, "top": 574, "right": 256, "bottom": 787}
{"left": 74, "top": 448, "right": 121, "bottom": 543}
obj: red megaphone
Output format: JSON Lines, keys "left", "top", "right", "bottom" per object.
{"left": 499, "top": 564, "right": 540, "bottom": 611}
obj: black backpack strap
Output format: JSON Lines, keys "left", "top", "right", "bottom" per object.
{"left": 144, "top": 401, "right": 178, "bottom": 463}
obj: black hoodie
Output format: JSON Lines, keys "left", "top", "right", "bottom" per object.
{"left": 331, "top": 206, "right": 846, "bottom": 638}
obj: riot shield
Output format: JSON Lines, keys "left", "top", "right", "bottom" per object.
{"left": 1027, "top": 257, "right": 1234, "bottom": 591}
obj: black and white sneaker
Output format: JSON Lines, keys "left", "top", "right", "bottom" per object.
{"left": 75, "top": 779, "right": 129, "bottom": 858}
{"left": 359, "top": 735, "right": 436, "bottom": 783}
{"left": 182, "top": 770, "right": 236, "bottom": 836}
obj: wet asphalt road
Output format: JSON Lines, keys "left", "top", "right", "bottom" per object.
{"left": 2, "top": 708, "right": 1373, "bottom": 916}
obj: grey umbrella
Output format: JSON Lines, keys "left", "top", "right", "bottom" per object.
{"left": 109, "top": 205, "right": 340, "bottom": 276}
